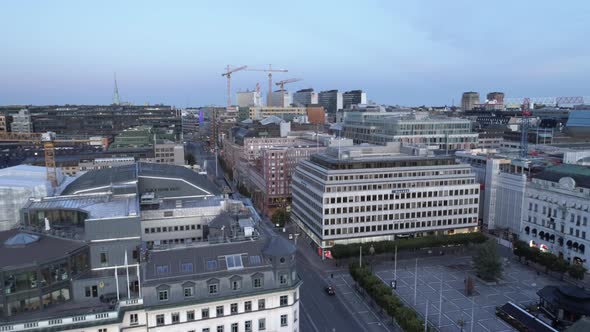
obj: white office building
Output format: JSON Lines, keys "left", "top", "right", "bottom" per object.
{"left": 520, "top": 165, "right": 590, "bottom": 268}
{"left": 291, "top": 143, "right": 480, "bottom": 255}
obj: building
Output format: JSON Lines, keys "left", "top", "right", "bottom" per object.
{"left": 291, "top": 143, "right": 480, "bottom": 255}
{"left": 292, "top": 88, "right": 318, "bottom": 106}
{"left": 343, "top": 111, "right": 478, "bottom": 151}
{"left": 0, "top": 115, "right": 10, "bottom": 132}
{"left": 78, "top": 157, "right": 136, "bottom": 172}
{"left": 10, "top": 109, "right": 32, "bottom": 133}
{"left": 486, "top": 92, "right": 505, "bottom": 105}
{"left": 109, "top": 126, "right": 185, "bottom": 166}
{"left": 566, "top": 110, "right": 590, "bottom": 138}
{"left": 462, "top": 92, "right": 480, "bottom": 111}
{"left": 247, "top": 144, "right": 327, "bottom": 214}
{"left": 342, "top": 90, "right": 367, "bottom": 109}
{"left": 154, "top": 140, "right": 184, "bottom": 165}
{"left": 271, "top": 90, "right": 293, "bottom": 108}
{"left": 0, "top": 189, "right": 301, "bottom": 332}
{"left": 318, "top": 90, "right": 343, "bottom": 114}
{"left": 306, "top": 105, "right": 326, "bottom": 125}
{"left": 247, "top": 107, "right": 307, "bottom": 121}
{"left": 538, "top": 285, "right": 590, "bottom": 326}
{"left": 520, "top": 164, "right": 590, "bottom": 268}
{"left": 237, "top": 89, "right": 263, "bottom": 107}
{"left": 0, "top": 165, "right": 58, "bottom": 231}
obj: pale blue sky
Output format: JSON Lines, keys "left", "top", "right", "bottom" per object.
{"left": 1, "top": 0, "right": 589, "bottom": 106}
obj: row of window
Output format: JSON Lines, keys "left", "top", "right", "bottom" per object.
{"left": 324, "top": 202, "right": 477, "bottom": 216}
{"left": 324, "top": 210, "right": 477, "bottom": 225}
{"left": 323, "top": 217, "right": 476, "bottom": 236}
{"left": 145, "top": 224, "right": 201, "bottom": 234}
{"left": 324, "top": 180, "right": 476, "bottom": 193}
{"left": 325, "top": 169, "right": 472, "bottom": 182}
{"left": 324, "top": 191, "right": 478, "bottom": 204}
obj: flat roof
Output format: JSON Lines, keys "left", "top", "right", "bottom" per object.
{"left": 0, "top": 230, "right": 86, "bottom": 269}
{"left": 25, "top": 194, "right": 139, "bottom": 220}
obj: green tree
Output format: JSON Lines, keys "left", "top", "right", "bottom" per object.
{"left": 271, "top": 208, "right": 289, "bottom": 227}
{"left": 185, "top": 152, "right": 196, "bottom": 166}
{"left": 473, "top": 240, "right": 503, "bottom": 281}
{"left": 568, "top": 264, "right": 587, "bottom": 280}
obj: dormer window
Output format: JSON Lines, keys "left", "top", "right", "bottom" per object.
{"left": 226, "top": 255, "right": 243, "bottom": 270}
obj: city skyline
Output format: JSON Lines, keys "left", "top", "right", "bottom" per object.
{"left": 1, "top": 0, "right": 589, "bottom": 106}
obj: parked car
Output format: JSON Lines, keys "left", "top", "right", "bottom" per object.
{"left": 325, "top": 285, "right": 336, "bottom": 296}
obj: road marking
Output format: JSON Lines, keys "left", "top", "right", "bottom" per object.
{"left": 299, "top": 301, "right": 320, "bottom": 332}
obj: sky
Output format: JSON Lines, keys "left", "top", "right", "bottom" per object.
{"left": 1, "top": 0, "right": 589, "bottom": 107}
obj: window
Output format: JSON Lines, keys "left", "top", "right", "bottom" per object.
{"left": 187, "top": 310, "right": 195, "bottom": 321}
{"left": 279, "top": 274, "right": 287, "bottom": 285}
{"left": 206, "top": 260, "right": 218, "bottom": 270}
{"left": 216, "top": 305, "right": 224, "bottom": 317}
{"left": 258, "top": 318, "right": 266, "bottom": 331}
{"left": 226, "top": 255, "right": 244, "bottom": 270}
{"left": 231, "top": 280, "right": 241, "bottom": 290}
{"left": 203, "top": 329, "right": 210, "bottom": 332}
{"left": 258, "top": 299, "right": 265, "bottom": 310}
{"left": 209, "top": 283, "right": 218, "bottom": 294}
{"left": 245, "top": 320, "right": 252, "bottom": 332}
{"left": 202, "top": 308, "right": 210, "bottom": 318}
{"left": 249, "top": 255, "right": 262, "bottom": 264}
{"left": 184, "top": 286, "right": 194, "bottom": 297}
{"left": 231, "top": 303, "right": 238, "bottom": 315}
{"left": 181, "top": 262, "right": 193, "bottom": 273}
{"left": 253, "top": 278, "right": 262, "bottom": 288}
{"left": 280, "top": 295, "right": 288, "bottom": 307}
{"left": 294, "top": 309, "right": 298, "bottom": 322}
{"left": 130, "top": 313, "right": 138, "bottom": 325}
{"left": 156, "top": 314, "right": 165, "bottom": 326}
{"left": 171, "top": 312, "right": 180, "bottom": 324}
{"left": 158, "top": 290, "right": 168, "bottom": 301}
{"left": 244, "top": 301, "right": 252, "bottom": 312}
{"left": 217, "top": 326, "right": 224, "bottom": 332}
{"left": 99, "top": 329, "right": 107, "bottom": 332}
{"left": 100, "top": 252, "right": 108, "bottom": 265}
{"left": 231, "top": 323, "right": 238, "bottom": 332}
{"left": 156, "top": 265, "right": 170, "bottom": 275}
{"left": 281, "top": 314, "right": 288, "bottom": 327}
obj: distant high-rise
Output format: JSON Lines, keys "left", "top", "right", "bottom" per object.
{"left": 292, "top": 88, "right": 318, "bottom": 106}
{"left": 461, "top": 92, "right": 480, "bottom": 111}
{"left": 486, "top": 92, "right": 504, "bottom": 104}
{"left": 318, "top": 90, "right": 343, "bottom": 114}
{"left": 343, "top": 90, "right": 367, "bottom": 109}
{"left": 237, "top": 89, "right": 262, "bottom": 107}
{"left": 271, "top": 90, "right": 292, "bottom": 107}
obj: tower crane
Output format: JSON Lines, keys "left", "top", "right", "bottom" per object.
{"left": 246, "top": 65, "right": 288, "bottom": 106}
{"left": 275, "top": 78, "right": 303, "bottom": 107}
{"left": 221, "top": 65, "right": 247, "bottom": 109}
{"left": 0, "top": 131, "right": 105, "bottom": 187}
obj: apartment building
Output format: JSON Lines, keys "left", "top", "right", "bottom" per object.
{"left": 291, "top": 143, "right": 480, "bottom": 255}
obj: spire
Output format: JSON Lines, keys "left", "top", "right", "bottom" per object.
{"left": 113, "top": 73, "right": 121, "bottom": 105}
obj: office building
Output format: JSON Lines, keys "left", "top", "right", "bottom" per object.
{"left": 109, "top": 126, "right": 185, "bottom": 166}
{"left": 292, "top": 88, "right": 318, "bottom": 106}
{"left": 486, "top": 92, "right": 505, "bottom": 104}
{"left": 342, "top": 90, "right": 367, "bottom": 109}
{"left": 271, "top": 90, "right": 293, "bottom": 108}
{"left": 291, "top": 143, "right": 480, "bottom": 255}
{"left": 306, "top": 105, "right": 326, "bottom": 125}
{"left": 462, "top": 92, "right": 480, "bottom": 111}
{"left": 318, "top": 90, "right": 343, "bottom": 114}
{"left": 10, "top": 109, "right": 32, "bottom": 133}
{"left": 0, "top": 115, "right": 10, "bottom": 132}
{"left": 237, "top": 89, "right": 263, "bottom": 107}
{"left": 520, "top": 164, "right": 590, "bottom": 269}
{"left": 247, "top": 107, "right": 307, "bottom": 121}
{"left": 343, "top": 112, "right": 478, "bottom": 151}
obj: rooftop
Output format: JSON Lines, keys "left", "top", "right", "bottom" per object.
{"left": 535, "top": 164, "right": 590, "bottom": 189}
{"left": 25, "top": 194, "right": 139, "bottom": 220}
{"left": 0, "top": 229, "right": 86, "bottom": 269}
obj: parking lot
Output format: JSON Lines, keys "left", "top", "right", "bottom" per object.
{"left": 346, "top": 254, "right": 566, "bottom": 332}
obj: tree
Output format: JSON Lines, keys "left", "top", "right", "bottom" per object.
{"left": 185, "top": 153, "right": 196, "bottom": 166}
{"left": 473, "top": 240, "right": 503, "bottom": 281}
{"left": 568, "top": 264, "right": 587, "bottom": 280}
{"left": 271, "top": 208, "right": 289, "bottom": 227}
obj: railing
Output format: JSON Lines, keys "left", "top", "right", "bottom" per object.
{"left": 0, "top": 299, "right": 143, "bottom": 331}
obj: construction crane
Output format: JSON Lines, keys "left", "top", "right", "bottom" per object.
{"left": 246, "top": 65, "right": 288, "bottom": 107}
{"left": 221, "top": 65, "right": 247, "bottom": 109}
{"left": 275, "top": 78, "right": 303, "bottom": 107}
{"left": 0, "top": 131, "right": 103, "bottom": 187}
{"left": 520, "top": 97, "right": 532, "bottom": 158}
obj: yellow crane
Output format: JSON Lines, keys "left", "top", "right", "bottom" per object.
{"left": 0, "top": 131, "right": 105, "bottom": 187}
{"left": 275, "top": 78, "right": 303, "bottom": 107}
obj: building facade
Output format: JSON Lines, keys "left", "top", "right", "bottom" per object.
{"left": 292, "top": 88, "right": 318, "bottom": 107}
{"left": 342, "top": 90, "right": 367, "bottom": 109}
{"left": 11, "top": 109, "right": 33, "bottom": 133}
{"left": 343, "top": 112, "right": 478, "bottom": 151}
{"left": 461, "top": 92, "right": 480, "bottom": 111}
{"left": 318, "top": 90, "right": 343, "bottom": 114}
{"left": 520, "top": 165, "right": 590, "bottom": 268}
{"left": 291, "top": 144, "right": 480, "bottom": 254}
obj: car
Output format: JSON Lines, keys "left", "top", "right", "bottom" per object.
{"left": 325, "top": 285, "right": 336, "bottom": 296}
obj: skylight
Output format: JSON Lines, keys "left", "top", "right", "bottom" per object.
{"left": 226, "top": 255, "right": 244, "bottom": 270}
